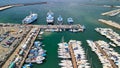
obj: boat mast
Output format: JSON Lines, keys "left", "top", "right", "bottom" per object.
{"left": 61, "top": 36, "right": 64, "bottom": 43}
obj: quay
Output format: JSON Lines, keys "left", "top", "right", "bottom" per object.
{"left": 2, "top": 27, "right": 40, "bottom": 68}
{"left": 33, "top": 24, "right": 82, "bottom": 29}
{"left": 98, "top": 19, "right": 120, "bottom": 29}
{"left": 68, "top": 44, "right": 77, "bottom": 68}
{"left": 0, "top": 24, "right": 85, "bottom": 32}
{"left": 101, "top": 9, "right": 120, "bottom": 16}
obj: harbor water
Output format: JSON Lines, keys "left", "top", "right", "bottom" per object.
{"left": 0, "top": 0, "right": 120, "bottom": 68}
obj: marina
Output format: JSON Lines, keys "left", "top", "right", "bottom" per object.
{"left": 0, "top": 0, "right": 120, "bottom": 68}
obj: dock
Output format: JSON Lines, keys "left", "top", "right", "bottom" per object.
{"left": 33, "top": 24, "right": 83, "bottom": 29}
{"left": 101, "top": 9, "right": 120, "bottom": 16}
{"left": 0, "top": 24, "right": 85, "bottom": 32}
{"left": 68, "top": 44, "right": 77, "bottom": 68}
{"left": 98, "top": 19, "right": 120, "bottom": 29}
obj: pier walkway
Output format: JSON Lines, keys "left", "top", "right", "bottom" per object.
{"left": 98, "top": 19, "right": 120, "bottom": 29}
{"left": 32, "top": 24, "right": 84, "bottom": 30}
{"left": 0, "top": 24, "right": 84, "bottom": 30}
{"left": 69, "top": 44, "right": 77, "bottom": 68}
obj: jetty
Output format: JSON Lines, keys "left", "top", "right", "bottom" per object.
{"left": 101, "top": 9, "right": 120, "bottom": 16}
{"left": 0, "top": 2, "right": 47, "bottom": 11}
{"left": 0, "top": 5, "right": 13, "bottom": 11}
{"left": 98, "top": 19, "right": 120, "bottom": 29}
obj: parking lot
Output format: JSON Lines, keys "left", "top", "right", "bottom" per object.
{"left": 0, "top": 25, "right": 31, "bottom": 65}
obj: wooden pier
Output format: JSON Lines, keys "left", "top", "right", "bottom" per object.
{"left": 68, "top": 44, "right": 77, "bottom": 68}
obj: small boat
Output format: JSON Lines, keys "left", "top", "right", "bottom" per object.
{"left": 67, "top": 17, "right": 73, "bottom": 24}
{"left": 57, "top": 15, "right": 63, "bottom": 25}
{"left": 22, "top": 63, "right": 32, "bottom": 68}
{"left": 109, "top": 42, "right": 116, "bottom": 47}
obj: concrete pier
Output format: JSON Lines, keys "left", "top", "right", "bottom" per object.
{"left": 0, "top": 5, "right": 13, "bottom": 11}
{"left": 98, "top": 19, "right": 120, "bottom": 29}
{"left": 101, "top": 9, "right": 120, "bottom": 16}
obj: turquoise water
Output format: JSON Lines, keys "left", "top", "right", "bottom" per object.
{"left": 0, "top": 0, "right": 120, "bottom": 68}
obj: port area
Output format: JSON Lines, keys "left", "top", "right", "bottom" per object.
{"left": 87, "top": 40, "right": 120, "bottom": 68}
{"left": 0, "top": 25, "right": 31, "bottom": 66}
{"left": 101, "top": 9, "right": 120, "bottom": 16}
{"left": 98, "top": 19, "right": 120, "bottom": 29}
{"left": 0, "top": 23, "right": 85, "bottom": 68}
{"left": 2, "top": 26, "right": 40, "bottom": 68}
{"left": 95, "top": 28, "right": 120, "bottom": 46}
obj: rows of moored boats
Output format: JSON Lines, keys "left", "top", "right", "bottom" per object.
{"left": 8, "top": 28, "right": 39, "bottom": 68}
{"left": 22, "top": 10, "right": 74, "bottom": 25}
{"left": 87, "top": 40, "right": 120, "bottom": 68}
{"left": 58, "top": 38, "right": 90, "bottom": 68}
{"left": 58, "top": 40, "right": 73, "bottom": 68}
{"left": 95, "top": 28, "right": 120, "bottom": 46}
{"left": 25, "top": 41, "right": 46, "bottom": 64}
{"left": 69, "top": 40, "right": 90, "bottom": 68}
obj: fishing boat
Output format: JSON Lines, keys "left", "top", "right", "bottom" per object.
{"left": 67, "top": 17, "right": 73, "bottom": 24}
{"left": 57, "top": 15, "right": 63, "bottom": 25}
{"left": 46, "top": 10, "right": 54, "bottom": 25}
